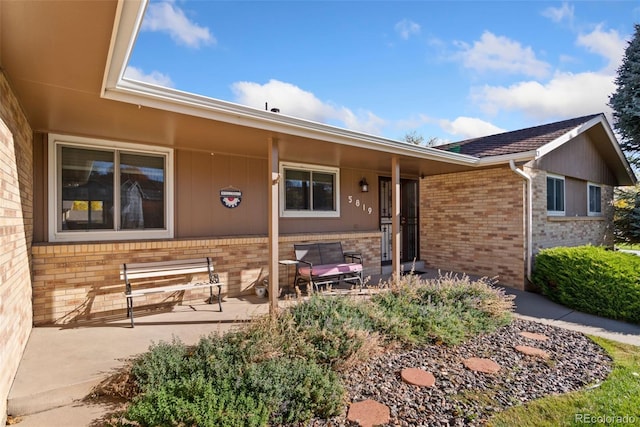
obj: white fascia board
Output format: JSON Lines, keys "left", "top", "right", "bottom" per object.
{"left": 475, "top": 150, "right": 537, "bottom": 167}
{"left": 535, "top": 114, "right": 636, "bottom": 183}
{"left": 534, "top": 115, "right": 603, "bottom": 159}
{"left": 101, "top": 0, "right": 478, "bottom": 168}
{"left": 109, "top": 79, "right": 479, "bottom": 166}
{"left": 101, "top": 0, "right": 146, "bottom": 96}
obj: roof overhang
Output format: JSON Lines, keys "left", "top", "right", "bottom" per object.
{"left": 1, "top": 0, "right": 635, "bottom": 184}
{"left": 101, "top": 0, "right": 479, "bottom": 168}
{"left": 534, "top": 115, "right": 636, "bottom": 185}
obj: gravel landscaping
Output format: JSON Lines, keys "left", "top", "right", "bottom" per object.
{"left": 292, "top": 319, "right": 612, "bottom": 426}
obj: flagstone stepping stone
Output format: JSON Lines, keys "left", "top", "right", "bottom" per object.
{"left": 401, "top": 367, "right": 436, "bottom": 387}
{"left": 463, "top": 357, "right": 501, "bottom": 374}
{"left": 347, "top": 399, "right": 390, "bottom": 427}
{"left": 515, "top": 345, "right": 550, "bottom": 359}
{"left": 519, "top": 331, "right": 549, "bottom": 341}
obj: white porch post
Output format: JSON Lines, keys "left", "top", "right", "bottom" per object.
{"left": 268, "top": 137, "right": 280, "bottom": 314}
{"left": 391, "top": 155, "right": 401, "bottom": 279}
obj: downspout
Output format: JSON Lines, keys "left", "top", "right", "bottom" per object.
{"left": 509, "top": 160, "right": 533, "bottom": 282}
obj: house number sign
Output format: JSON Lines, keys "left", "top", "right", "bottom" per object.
{"left": 348, "top": 195, "right": 373, "bottom": 215}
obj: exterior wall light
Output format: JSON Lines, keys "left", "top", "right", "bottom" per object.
{"left": 359, "top": 178, "right": 369, "bottom": 193}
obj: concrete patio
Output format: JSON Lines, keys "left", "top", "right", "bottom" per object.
{"left": 7, "top": 270, "right": 640, "bottom": 426}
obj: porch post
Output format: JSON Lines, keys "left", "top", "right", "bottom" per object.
{"left": 391, "top": 155, "right": 401, "bottom": 279}
{"left": 268, "top": 137, "right": 280, "bottom": 314}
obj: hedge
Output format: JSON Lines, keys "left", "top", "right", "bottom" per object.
{"left": 532, "top": 246, "right": 640, "bottom": 324}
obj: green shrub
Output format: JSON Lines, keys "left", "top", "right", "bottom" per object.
{"left": 532, "top": 245, "right": 640, "bottom": 323}
{"left": 123, "top": 274, "right": 515, "bottom": 426}
{"left": 287, "top": 294, "right": 380, "bottom": 367}
{"left": 371, "top": 273, "right": 514, "bottom": 345}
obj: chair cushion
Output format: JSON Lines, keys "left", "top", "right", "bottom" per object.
{"left": 298, "top": 263, "right": 362, "bottom": 277}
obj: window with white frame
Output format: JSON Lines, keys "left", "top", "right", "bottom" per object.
{"left": 588, "top": 183, "right": 602, "bottom": 215}
{"left": 280, "top": 162, "right": 339, "bottom": 217}
{"left": 48, "top": 134, "right": 173, "bottom": 241}
{"left": 546, "top": 174, "right": 565, "bottom": 215}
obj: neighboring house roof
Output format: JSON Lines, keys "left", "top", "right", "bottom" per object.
{"left": 438, "top": 114, "right": 601, "bottom": 158}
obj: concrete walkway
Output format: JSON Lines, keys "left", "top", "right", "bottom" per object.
{"left": 7, "top": 281, "right": 640, "bottom": 426}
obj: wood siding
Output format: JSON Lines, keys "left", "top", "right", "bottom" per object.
{"left": 535, "top": 133, "right": 617, "bottom": 185}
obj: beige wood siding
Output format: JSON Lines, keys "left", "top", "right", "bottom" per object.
{"left": 565, "top": 177, "right": 587, "bottom": 217}
{"left": 175, "top": 150, "right": 268, "bottom": 237}
{"left": 536, "top": 133, "right": 617, "bottom": 185}
{"left": 174, "top": 150, "right": 379, "bottom": 237}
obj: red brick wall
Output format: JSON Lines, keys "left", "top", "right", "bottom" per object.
{"left": 32, "top": 231, "right": 381, "bottom": 325}
{"left": 0, "top": 71, "right": 34, "bottom": 424}
{"left": 421, "top": 167, "right": 526, "bottom": 289}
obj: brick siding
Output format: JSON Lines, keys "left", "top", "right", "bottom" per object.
{"left": 0, "top": 71, "right": 34, "bottom": 424}
{"left": 32, "top": 231, "right": 381, "bottom": 325}
{"left": 421, "top": 167, "right": 526, "bottom": 289}
{"left": 528, "top": 166, "right": 615, "bottom": 252}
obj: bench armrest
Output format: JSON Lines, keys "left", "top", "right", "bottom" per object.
{"left": 343, "top": 251, "right": 362, "bottom": 264}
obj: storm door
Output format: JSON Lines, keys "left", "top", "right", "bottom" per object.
{"left": 379, "top": 177, "right": 419, "bottom": 264}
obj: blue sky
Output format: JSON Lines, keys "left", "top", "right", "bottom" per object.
{"left": 126, "top": 1, "right": 640, "bottom": 143}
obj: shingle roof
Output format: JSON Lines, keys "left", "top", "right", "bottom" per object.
{"left": 436, "top": 114, "right": 602, "bottom": 158}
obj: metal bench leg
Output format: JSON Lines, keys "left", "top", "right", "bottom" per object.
{"left": 127, "top": 296, "right": 135, "bottom": 328}
{"left": 208, "top": 285, "right": 222, "bottom": 312}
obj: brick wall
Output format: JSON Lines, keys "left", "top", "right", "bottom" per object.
{"left": 32, "top": 231, "right": 381, "bottom": 325}
{"left": 421, "top": 167, "right": 526, "bottom": 289}
{"left": 0, "top": 71, "right": 34, "bottom": 425}
{"left": 528, "top": 166, "right": 615, "bottom": 252}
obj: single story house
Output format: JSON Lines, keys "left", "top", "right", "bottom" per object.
{"left": 0, "top": 0, "right": 635, "bottom": 422}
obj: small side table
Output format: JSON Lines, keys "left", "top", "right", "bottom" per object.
{"left": 279, "top": 259, "right": 299, "bottom": 296}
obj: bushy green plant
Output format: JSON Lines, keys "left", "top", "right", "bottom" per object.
{"left": 123, "top": 274, "right": 515, "bottom": 426}
{"left": 371, "top": 273, "right": 514, "bottom": 345}
{"left": 287, "top": 294, "right": 380, "bottom": 367}
{"left": 533, "top": 245, "right": 640, "bottom": 323}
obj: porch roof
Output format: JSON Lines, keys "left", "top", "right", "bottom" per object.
{"left": 0, "top": 0, "right": 479, "bottom": 178}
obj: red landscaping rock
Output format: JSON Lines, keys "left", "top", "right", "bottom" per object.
{"left": 401, "top": 367, "right": 436, "bottom": 387}
{"left": 515, "top": 345, "right": 550, "bottom": 359}
{"left": 519, "top": 331, "right": 549, "bottom": 341}
{"left": 347, "top": 399, "right": 390, "bottom": 427}
{"left": 463, "top": 357, "right": 501, "bottom": 374}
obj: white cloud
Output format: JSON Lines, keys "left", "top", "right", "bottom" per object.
{"left": 142, "top": 1, "right": 214, "bottom": 48}
{"left": 395, "top": 19, "right": 421, "bottom": 40}
{"left": 231, "top": 79, "right": 386, "bottom": 135}
{"left": 542, "top": 2, "right": 575, "bottom": 24}
{"left": 438, "top": 116, "right": 506, "bottom": 139}
{"left": 473, "top": 71, "right": 615, "bottom": 121}
{"left": 455, "top": 31, "right": 551, "bottom": 79}
{"left": 468, "top": 24, "right": 628, "bottom": 123}
{"left": 577, "top": 25, "right": 626, "bottom": 72}
{"left": 124, "top": 66, "right": 174, "bottom": 87}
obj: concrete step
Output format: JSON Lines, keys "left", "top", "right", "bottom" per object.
{"left": 8, "top": 377, "right": 103, "bottom": 416}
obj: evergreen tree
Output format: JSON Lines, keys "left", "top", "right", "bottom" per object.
{"left": 614, "top": 185, "right": 640, "bottom": 244}
{"left": 609, "top": 24, "right": 640, "bottom": 165}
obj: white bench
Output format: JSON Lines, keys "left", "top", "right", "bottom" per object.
{"left": 121, "top": 257, "right": 223, "bottom": 327}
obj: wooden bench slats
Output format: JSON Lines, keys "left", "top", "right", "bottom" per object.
{"left": 127, "top": 282, "right": 215, "bottom": 298}
{"left": 121, "top": 266, "right": 212, "bottom": 280}
{"left": 121, "top": 257, "right": 222, "bottom": 327}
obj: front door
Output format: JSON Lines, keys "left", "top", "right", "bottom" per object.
{"left": 379, "top": 177, "right": 419, "bottom": 264}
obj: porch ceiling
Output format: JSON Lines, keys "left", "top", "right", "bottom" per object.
{"left": 0, "top": 0, "right": 476, "bottom": 177}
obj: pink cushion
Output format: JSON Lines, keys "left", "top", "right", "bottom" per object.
{"left": 298, "top": 263, "right": 362, "bottom": 277}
